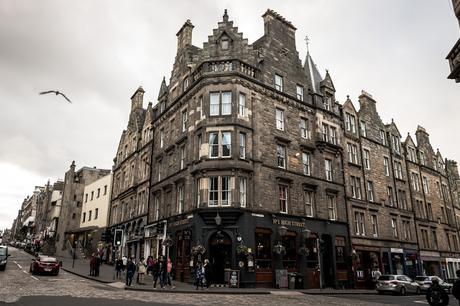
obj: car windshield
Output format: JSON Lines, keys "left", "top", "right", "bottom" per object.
{"left": 379, "top": 275, "right": 395, "bottom": 281}
{"left": 39, "top": 257, "right": 57, "bottom": 263}
{"left": 415, "top": 276, "right": 428, "bottom": 281}
{"left": 0, "top": 248, "right": 6, "bottom": 256}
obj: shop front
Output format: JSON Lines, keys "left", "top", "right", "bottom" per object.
{"left": 446, "top": 257, "right": 460, "bottom": 279}
{"left": 420, "top": 250, "right": 442, "bottom": 277}
{"left": 352, "top": 246, "right": 381, "bottom": 289}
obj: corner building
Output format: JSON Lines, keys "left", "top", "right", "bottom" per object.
{"left": 147, "top": 10, "right": 350, "bottom": 288}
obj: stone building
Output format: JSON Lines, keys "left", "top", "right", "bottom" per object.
{"left": 447, "top": 0, "right": 460, "bottom": 82}
{"left": 108, "top": 87, "right": 154, "bottom": 261}
{"left": 146, "top": 10, "right": 350, "bottom": 288}
{"left": 55, "top": 161, "right": 110, "bottom": 258}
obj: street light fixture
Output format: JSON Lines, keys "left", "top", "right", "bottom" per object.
{"left": 215, "top": 212, "right": 222, "bottom": 226}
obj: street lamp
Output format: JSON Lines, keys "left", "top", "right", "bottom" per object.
{"left": 215, "top": 212, "right": 222, "bottom": 226}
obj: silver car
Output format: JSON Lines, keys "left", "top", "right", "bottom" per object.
{"left": 414, "top": 276, "right": 452, "bottom": 293}
{"left": 376, "top": 274, "right": 421, "bottom": 295}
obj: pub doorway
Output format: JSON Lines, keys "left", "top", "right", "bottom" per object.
{"left": 209, "top": 231, "right": 232, "bottom": 284}
{"left": 321, "top": 234, "right": 335, "bottom": 288}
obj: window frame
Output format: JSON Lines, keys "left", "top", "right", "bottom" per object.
{"left": 274, "top": 74, "right": 283, "bottom": 91}
{"left": 276, "top": 108, "right": 285, "bottom": 131}
{"left": 279, "top": 185, "right": 288, "bottom": 213}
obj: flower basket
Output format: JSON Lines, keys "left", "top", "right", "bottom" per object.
{"left": 191, "top": 244, "right": 206, "bottom": 256}
{"left": 236, "top": 244, "right": 250, "bottom": 256}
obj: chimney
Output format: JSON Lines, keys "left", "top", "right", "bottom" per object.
{"left": 176, "top": 19, "right": 194, "bottom": 51}
{"left": 262, "top": 9, "right": 297, "bottom": 51}
{"left": 130, "top": 86, "right": 145, "bottom": 111}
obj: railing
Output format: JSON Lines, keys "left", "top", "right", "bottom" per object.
{"left": 191, "top": 59, "right": 258, "bottom": 82}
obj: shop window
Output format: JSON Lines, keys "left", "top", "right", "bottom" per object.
{"left": 335, "top": 236, "right": 346, "bottom": 270}
{"left": 255, "top": 228, "right": 272, "bottom": 270}
{"left": 305, "top": 234, "right": 318, "bottom": 268}
{"left": 282, "top": 232, "right": 297, "bottom": 269}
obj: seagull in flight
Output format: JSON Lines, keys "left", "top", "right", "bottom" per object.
{"left": 39, "top": 90, "right": 72, "bottom": 103}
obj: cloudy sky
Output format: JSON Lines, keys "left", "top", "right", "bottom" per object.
{"left": 0, "top": 0, "right": 459, "bottom": 231}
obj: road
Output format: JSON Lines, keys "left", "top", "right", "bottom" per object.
{"left": 0, "top": 247, "right": 447, "bottom": 305}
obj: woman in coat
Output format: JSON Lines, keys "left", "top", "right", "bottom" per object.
{"left": 137, "top": 257, "right": 147, "bottom": 285}
{"left": 203, "top": 259, "right": 212, "bottom": 288}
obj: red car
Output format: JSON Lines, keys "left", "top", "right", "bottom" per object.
{"left": 30, "top": 255, "right": 60, "bottom": 275}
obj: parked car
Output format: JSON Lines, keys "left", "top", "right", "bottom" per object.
{"left": 414, "top": 276, "right": 453, "bottom": 293}
{"left": 376, "top": 274, "right": 421, "bottom": 295}
{"left": 30, "top": 255, "right": 60, "bottom": 275}
{"left": 0, "top": 246, "right": 10, "bottom": 271}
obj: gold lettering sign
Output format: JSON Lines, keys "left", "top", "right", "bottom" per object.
{"left": 272, "top": 218, "right": 305, "bottom": 228}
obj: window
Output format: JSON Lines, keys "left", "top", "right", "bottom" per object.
{"left": 95, "top": 208, "right": 99, "bottom": 220}
{"left": 221, "top": 177, "right": 231, "bottom": 206}
{"left": 299, "top": 152, "right": 310, "bottom": 175}
{"left": 275, "top": 74, "right": 283, "bottom": 91}
{"left": 85, "top": 193, "right": 88, "bottom": 203}
{"left": 97, "top": 188, "right": 100, "bottom": 198}
{"left": 239, "top": 133, "right": 246, "bottom": 159}
{"left": 419, "top": 152, "right": 426, "bottom": 166}
{"left": 360, "top": 120, "right": 367, "bottom": 137}
{"left": 345, "top": 113, "right": 356, "bottom": 133}
{"left": 325, "top": 159, "right": 333, "bottom": 181}
{"left": 324, "top": 96, "right": 331, "bottom": 111}
{"left": 347, "top": 143, "right": 358, "bottom": 164}
{"left": 371, "top": 215, "right": 378, "bottom": 237}
{"left": 88, "top": 210, "right": 92, "bottom": 221}
{"left": 421, "top": 229, "right": 429, "bottom": 248}
{"left": 82, "top": 212, "right": 86, "bottom": 223}
{"left": 384, "top": 157, "right": 390, "bottom": 176}
{"left": 91, "top": 191, "right": 94, "bottom": 201}
{"left": 351, "top": 176, "right": 362, "bottom": 199}
{"left": 402, "top": 220, "right": 411, "bottom": 240}
{"left": 160, "top": 129, "right": 165, "bottom": 148}
{"left": 354, "top": 211, "right": 365, "bottom": 236}
{"left": 209, "top": 177, "right": 219, "bottom": 206}
{"left": 183, "top": 78, "right": 189, "bottom": 91}
{"left": 210, "top": 91, "right": 232, "bottom": 116}
{"left": 432, "top": 230, "right": 438, "bottom": 249}
{"left": 277, "top": 144, "right": 286, "bottom": 169}
{"left": 367, "top": 181, "right": 375, "bottom": 202}
{"left": 181, "top": 109, "right": 188, "bottom": 132}
{"left": 387, "top": 186, "right": 395, "bottom": 206}
{"left": 160, "top": 101, "right": 165, "bottom": 113}
{"left": 180, "top": 146, "right": 185, "bottom": 170}
{"left": 330, "top": 126, "right": 338, "bottom": 145}
{"left": 296, "top": 85, "right": 304, "bottom": 101}
{"left": 363, "top": 149, "right": 370, "bottom": 169}
{"left": 398, "top": 189, "right": 408, "bottom": 210}
{"left": 238, "top": 93, "right": 246, "bottom": 116}
{"left": 177, "top": 186, "right": 184, "bottom": 214}
{"left": 411, "top": 172, "right": 421, "bottom": 191}
{"left": 154, "top": 196, "right": 160, "bottom": 221}
{"left": 422, "top": 176, "right": 429, "bottom": 194}
{"left": 199, "top": 96, "right": 204, "bottom": 118}
{"left": 255, "top": 228, "right": 272, "bottom": 269}
{"left": 239, "top": 177, "right": 247, "bottom": 208}
{"left": 104, "top": 185, "right": 107, "bottom": 195}
{"left": 391, "top": 135, "right": 401, "bottom": 154}
{"left": 394, "top": 161, "right": 403, "bottom": 179}
{"left": 391, "top": 218, "right": 398, "bottom": 237}
{"left": 300, "top": 118, "right": 310, "bottom": 139}
{"left": 221, "top": 37, "right": 229, "bottom": 50}
{"left": 304, "top": 191, "right": 314, "bottom": 217}
{"left": 327, "top": 195, "right": 337, "bottom": 220}
{"left": 380, "top": 130, "right": 386, "bottom": 145}
{"left": 209, "top": 131, "right": 231, "bottom": 158}
{"left": 276, "top": 108, "right": 284, "bottom": 131}
{"left": 427, "top": 203, "right": 433, "bottom": 220}
{"left": 279, "top": 185, "right": 288, "bottom": 213}
{"left": 407, "top": 147, "right": 417, "bottom": 162}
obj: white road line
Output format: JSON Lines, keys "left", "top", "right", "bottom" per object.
{"left": 22, "top": 270, "right": 28, "bottom": 274}
{"left": 17, "top": 264, "right": 22, "bottom": 269}
{"left": 30, "top": 276, "right": 39, "bottom": 281}
{"left": 414, "top": 301, "right": 428, "bottom": 304}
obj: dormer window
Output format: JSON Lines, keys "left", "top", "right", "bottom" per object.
{"left": 221, "top": 37, "right": 229, "bottom": 50}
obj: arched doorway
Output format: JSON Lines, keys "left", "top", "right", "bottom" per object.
{"left": 209, "top": 231, "right": 232, "bottom": 284}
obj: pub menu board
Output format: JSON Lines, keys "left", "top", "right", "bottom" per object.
{"left": 275, "top": 269, "right": 288, "bottom": 289}
{"left": 228, "top": 270, "right": 240, "bottom": 288}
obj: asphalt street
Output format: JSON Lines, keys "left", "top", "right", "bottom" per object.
{"left": 2, "top": 247, "right": 455, "bottom": 305}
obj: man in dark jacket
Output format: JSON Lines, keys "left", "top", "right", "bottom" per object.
{"left": 152, "top": 256, "right": 163, "bottom": 289}
{"left": 452, "top": 270, "right": 460, "bottom": 305}
{"left": 426, "top": 277, "right": 449, "bottom": 306}
{"left": 125, "top": 256, "right": 136, "bottom": 286}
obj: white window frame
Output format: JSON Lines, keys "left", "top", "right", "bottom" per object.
{"left": 276, "top": 108, "right": 284, "bottom": 131}
{"left": 277, "top": 144, "right": 286, "bottom": 169}
{"left": 275, "top": 74, "right": 283, "bottom": 91}
{"left": 239, "top": 133, "right": 246, "bottom": 159}
{"left": 300, "top": 118, "right": 310, "bottom": 139}
{"left": 177, "top": 185, "right": 184, "bottom": 214}
{"left": 327, "top": 195, "right": 337, "bottom": 221}
{"left": 422, "top": 176, "right": 429, "bottom": 194}
{"left": 360, "top": 120, "right": 367, "bottom": 137}
{"left": 354, "top": 211, "right": 365, "bottom": 236}
{"left": 208, "top": 176, "right": 219, "bottom": 206}
{"left": 181, "top": 109, "right": 188, "bottom": 132}
{"left": 239, "top": 177, "right": 247, "bottom": 208}
{"left": 210, "top": 91, "right": 232, "bottom": 116}
{"left": 296, "top": 85, "right": 304, "bottom": 101}
{"left": 325, "top": 159, "right": 333, "bottom": 181}
{"left": 160, "top": 129, "right": 165, "bottom": 148}
{"left": 371, "top": 215, "right": 378, "bottom": 237}
{"left": 367, "top": 181, "right": 374, "bottom": 202}
{"left": 279, "top": 185, "right": 288, "bottom": 213}
{"left": 304, "top": 190, "right": 314, "bottom": 217}
{"left": 180, "top": 146, "right": 185, "bottom": 170}
{"left": 384, "top": 156, "right": 390, "bottom": 176}
{"left": 238, "top": 93, "right": 246, "bottom": 117}
{"left": 391, "top": 218, "right": 398, "bottom": 238}
{"left": 209, "top": 131, "right": 232, "bottom": 159}
{"left": 302, "top": 152, "right": 311, "bottom": 175}
{"left": 363, "top": 149, "right": 371, "bottom": 170}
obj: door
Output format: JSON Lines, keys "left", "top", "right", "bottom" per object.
{"left": 209, "top": 231, "right": 232, "bottom": 284}
{"left": 321, "top": 234, "right": 335, "bottom": 288}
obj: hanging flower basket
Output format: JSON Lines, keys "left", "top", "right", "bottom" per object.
{"left": 273, "top": 243, "right": 286, "bottom": 256}
{"left": 236, "top": 244, "right": 250, "bottom": 256}
{"left": 191, "top": 244, "right": 206, "bottom": 255}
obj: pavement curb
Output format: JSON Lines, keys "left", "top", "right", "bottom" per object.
{"left": 301, "top": 291, "right": 377, "bottom": 295}
{"left": 124, "top": 286, "right": 272, "bottom": 295}
{"left": 60, "top": 267, "right": 114, "bottom": 284}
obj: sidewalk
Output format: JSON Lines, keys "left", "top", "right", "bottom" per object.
{"left": 56, "top": 256, "right": 376, "bottom": 295}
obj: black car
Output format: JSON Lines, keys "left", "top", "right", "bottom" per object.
{"left": 0, "top": 246, "right": 10, "bottom": 271}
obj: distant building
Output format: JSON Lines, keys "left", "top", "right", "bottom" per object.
{"left": 447, "top": 0, "right": 460, "bottom": 82}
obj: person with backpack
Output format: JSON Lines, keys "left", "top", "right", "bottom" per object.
{"left": 452, "top": 269, "right": 460, "bottom": 305}
{"left": 426, "top": 277, "right": 449, "bottom": 306}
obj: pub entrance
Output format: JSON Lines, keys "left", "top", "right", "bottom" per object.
{"left": 209, "top": 231, "right": 232, "bottom": 284}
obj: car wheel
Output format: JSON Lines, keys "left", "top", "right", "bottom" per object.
{"left": 400, "top": 287, "right": 406, "bottom": 295}
{"left": 416, "top": 287, "right": 421, "bottom": 295}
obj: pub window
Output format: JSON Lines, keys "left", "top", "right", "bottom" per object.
{"left": 282, "top": 232, "right": 297, "bottom": 269}
{"left": 255, "top": 228, "right": 272, "bottom": 269}
{"left": 305, "top": 233, "right": 318, "bottom": 268}
{"left": 335, "top": 236, "right": 346, "bottom": 270}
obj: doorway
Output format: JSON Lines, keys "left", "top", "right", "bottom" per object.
{"left": 209, "top": 231, "right": 232, "bottom": 284}
{"left": 321, "top": 234, "right": 335, "bottom": 288}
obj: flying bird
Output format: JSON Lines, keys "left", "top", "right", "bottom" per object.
{"left": 39, "top": 90, "right": 72, "bottom": 103}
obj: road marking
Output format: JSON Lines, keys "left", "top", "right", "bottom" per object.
{"left": 30, "top": 276, "right": 39, "bottom": 281}
{"left": 22, "top": 270, "right": 28, "bottom": 274}
{"left": 17, "top": 264, "right": 22, "bottom": 269}
{"left": 414, "top": 301, "right": 428, "bottom": 304}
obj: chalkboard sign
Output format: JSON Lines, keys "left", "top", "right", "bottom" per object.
{"left": 228, "top": 270, "right": 240, "bottom": 288}
{"left": 275, "top": 269, "right": 288, "bottom": 289}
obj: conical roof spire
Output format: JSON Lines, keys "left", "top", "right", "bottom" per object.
{"left": 320, "top": 70, "right": 335, "bottom": 91}
{"left": 158, "top": 77, "right": 168, "bottom": 99}
{"left": 304, "top": 51, "right": 322, "bottom": 93}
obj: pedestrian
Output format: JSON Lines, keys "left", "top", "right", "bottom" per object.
{"left": 452, "top": 269, "right": 460, "bottom": 305}
{"left": 195, "top": 261, "right": 205, "bottom": 290}
{"left": 159, "top": 256, "right": 168, "bottom": 289}
{"left": 152, "top": 256, "right": 162, "bottom": 289}
{"left": 146, "top": 255, "right": 154, "bottom": 275}
{"left": 122, "top": 255, "right": 128, "bottom": 272}
{"left": 94, "top": 253, "right": 101, "bottom": 277}
{"left": 371, "top": 267, "right": 382, "bottom": 289}
{"left": 426, "top": 277, "right": 449, "bottom": 306}
{"left": 137, "top": 257, "right": 147, "bottom": 285}
{"left": 166, "top": 258, "right": 175, "bottom": 288}
{"left": 125, "top": 256, "right": 136, "bottom": 287}
{"left": 115, "top": 257, "right": 123, "bottom": 279}
{"left": 89, "top": 253, "right": 97, "bottom": 276}
{"left": 204, "top": 259, "right": 212, "bottom": 289}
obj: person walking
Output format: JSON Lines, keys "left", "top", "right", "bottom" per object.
{"left": 137, "top": 257, "right": 147, "bottom": 285}
{"left": 195, "top": 261, "right": 205, "bottom": 290}
{"left": 426, "top": 277, "right": 449, "bottom": 306}
{"left": 94, "top": 253, "right": 101, "bottom": 277}
{"left": 166, "top": 258, "right": 175, "bottom": 288}
{"left": 146, "top": 255, "right": 154, "bottom": 276}
{"left": 152, "top": 256, "right": 163, "bottom": 289}
{"left": 89, "top": 253, "right": 97, "bottom": 276}
{"left": 204, "top": 259, "right": 212, "bottom": 289}
{"left": 125, "top": 256, "right": 136, "bottom": 287}
{"left": 115, "top": 257, "right": 123, "bottom": 279}
{"left": 452, "top": 270, "right": 460, "bottom": 306}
